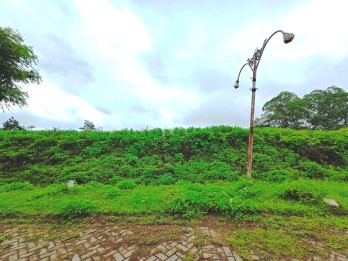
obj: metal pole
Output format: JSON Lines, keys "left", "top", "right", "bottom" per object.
{"left": 234, "top": 30, "right": 295, "bottom": 178}
{"left": 246, "top": 53, "right": 257, "bottom": 178}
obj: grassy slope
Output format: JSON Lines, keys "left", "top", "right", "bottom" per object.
{"left": 0, "top": 127, "right": 347, "bottom": 185}
{"left": 0, "top": 127, "right": 347, "bottom": 260}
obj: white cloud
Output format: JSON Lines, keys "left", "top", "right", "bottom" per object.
{"left": 20, "top": 82, "right": 105, "bottom": 124}
{"left": 71, "top": 0, "right": 199, "bottom": 127}
{"left": 227, "top": 0, "right": 348, "bottom": 61}
{"left": 283, "top": 0, "right": 348, "bottom": 59}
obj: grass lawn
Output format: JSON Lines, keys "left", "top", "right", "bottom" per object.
{"left": 1, "top": 179, "right": 347, "bottom": 260}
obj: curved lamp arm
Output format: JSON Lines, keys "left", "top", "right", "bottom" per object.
{"left": 234, "top": 62, "right": 249, "bottom": 89}
{"left": 255, "top": 30, "right": 295, "bottom": 70}
{"left": 233, "top": 30, "right": 295, "bottom": 88}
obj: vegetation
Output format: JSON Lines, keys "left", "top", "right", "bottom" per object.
{"left": 256, "top": 86, "right": 348, "bottom": 130}
{"left": 0, "top": 126, "right": 347, "bottom": 185}
{"left": 79, "top": 120, "right": 99, "bottom": 131}
{"left": 0, "top": 27, "right": 41, "bottom": 110}
{"left": 1, "top": 117, "right": 25, "bottom": 130}
{"left": 0, "top": 179, "right": 346, "bottom": 219}
{"left": 230, "top": 215, "right": 348, "bottom": 259}
{"left": 0, "top": 126, "right": 347, "bottom": 259}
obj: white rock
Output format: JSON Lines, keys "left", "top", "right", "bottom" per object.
{"left": 323, "top": 198, "right": 339, "bottom": 207}
{"left": 68, "top": 180, "right": 75, "bottom": 188}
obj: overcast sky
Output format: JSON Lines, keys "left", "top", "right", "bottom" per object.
{"left": 1, "top": 0, "right": 347, "bottom": 130}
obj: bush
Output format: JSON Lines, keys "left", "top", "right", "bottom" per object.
{"left": 117, "top": 179, "right": 137, "bottom": 190}
{"left": 57, "top": 170, "right": 97, "bottom": 184}
{"left": 279, "top": 180, "right": 323, "bottom": 203}
{"left": 155, "top": 173, "right": 176, "bottom": 185}
{"left": 167, "top": 182, "right": 260, "bottom": 219}
{"left": 263, "top": 170, "right": 295, "bottom": 182}
{"left": 109, "top": 176, "right": 123, "bottom": 185}
{"left": 0, "top": 182, "right": 34, "bottom": 192}
{"left": 55, "top": 200, "right": 97, "bottom": 220}
{"left": 299, "top": 161, "right": 328, "bottom": 179}
{"left": 104, "top": 187, "right": 122, "bottom": 199}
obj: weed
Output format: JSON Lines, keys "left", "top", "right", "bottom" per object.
{"left": 54, "top": 200, "right": 97, "bottom": 220}
{"left": 0, "top": 232, "right": 10, "bottom": 242}
{"left": 117, "top": 179, "right": 137, "bottom": 190}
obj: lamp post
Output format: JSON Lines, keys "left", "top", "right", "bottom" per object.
{"left": 234, "top": 30, "right": 295, "bottom": 178}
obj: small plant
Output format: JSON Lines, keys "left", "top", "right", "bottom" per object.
{"left": 263, "top": 170, "right": 295, "bottom": 182}
{"left": 117, "top": 179, "right": 137, "bottom": 190}
{"left": 279, "top": 181, "right": 317, "bottom": 203}
{"left": 104, "top": 187, "right": 122, "bottom": 199}
{"left": 109, "top": 176, "right": 123, "bottom": 185}
{"left": 299, "top": 161, "right": 328, "bottom": 179}
{"left": 55, "top": 200, "right": 97, "bottom": 220}
{"left": 0, "top": 182, "right": 33, "bottom": 192}
{"left": 156, "top": 173, "right": 176, "bottom": 185}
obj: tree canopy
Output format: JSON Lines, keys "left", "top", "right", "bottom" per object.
{"left": 256, "top": 86, "right": 348, "bottom": 130}
{"left": 1, "top": 117, "right": 25, "bottom": 130}
{"left": 0, "top": 27, "right": 41, "bottom": 111}
{"left": 79, "top": 120, "right": 97, "bottom": 131}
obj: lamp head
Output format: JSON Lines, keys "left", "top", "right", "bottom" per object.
{"left": 283, "top": 32, "right": 295, "bottom": 44}
{"left": 234, "top": 80, "right": 239, "bottom": 89}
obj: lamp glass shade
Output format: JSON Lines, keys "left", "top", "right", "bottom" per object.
{"left": 283, "top": 33, "right": 295, "bottom": 44}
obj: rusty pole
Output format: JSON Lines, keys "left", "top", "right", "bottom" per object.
{"left": 246, "top": 53, "right": 257, "bottom": 178}
{"left": 234, "top": 30, "right": 295, "bottom": 178}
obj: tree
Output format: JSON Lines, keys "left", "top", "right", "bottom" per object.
{"left": 1, "top": 117, "right": 25, "bottom": 130}
{"left": 255, "top": 91, "right": 308, "bottom": 129}
{"left": 303, "top": 86, "right": 348, "bottom": 130}
{"left": 256, "top": 87, "right": 348, "bottom": 130}
{"left": 79, "top": 120, "right": 97, "bottom": 131}
{"left": 0, "top": 27, "right": 42, "bottom": 111}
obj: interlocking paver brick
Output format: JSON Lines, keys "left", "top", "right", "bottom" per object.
{"left": 156, "top": 253, "right": 168, "bottom": 260}
{"left": 1, "top": 221, "right": 346, "bottom": 261}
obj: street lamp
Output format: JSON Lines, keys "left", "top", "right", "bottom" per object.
{"left": 234, "top": 30, "right": 295, "bottom": 178}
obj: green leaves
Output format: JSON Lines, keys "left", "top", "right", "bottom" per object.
{"left": 0, "top": 127, "right": 347, "bottom": 185}
{"left": 0, "top": 27, "right": 41, "bottom": 110}
{"left": 256, "top": 87, "right": 348, "bottom": 130}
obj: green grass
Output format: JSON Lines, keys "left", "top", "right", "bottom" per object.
{"left": 230, "top": 215, "right": 348, "bottom": 260}
{"left": 0, "top": 179, "right": 346, "bottom": 219}
{"left": 0, "top": 179, "right": 347, "bottom": 259}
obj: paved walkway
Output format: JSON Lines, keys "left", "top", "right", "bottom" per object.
{"left": 0, "top": 220, "right": 347, "bottom": 261}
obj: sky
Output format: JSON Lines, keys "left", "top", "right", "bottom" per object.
{"left": 1, "top": 0, "right": 347, "bottom": 130}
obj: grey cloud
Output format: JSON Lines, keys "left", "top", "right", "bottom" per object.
{"left": 183, "top": 92, "right": 249, "bottom": 127}
{"left": 37, "top": 34, "right": 95, "bottom": 95}
{"left": 0, "top": 111, "right": 80, "bottom": 130}
{"left": 95, "top": 107, "right": 112, "bottom": 115}
{"left": 139, "top": 52, "right": 169, "bottom": 84}
{"left": 196, "top": 69, "right": 232, "bottom": 93}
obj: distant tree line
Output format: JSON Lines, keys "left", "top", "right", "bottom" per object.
{"left": 0, "top": 117, "right": 35, "bottom": 131}
{"left": 255, "top": 86, "right": 348, "bottom": 130}
{"left": 1, "top": 118, "right": 100, "bottom": 131}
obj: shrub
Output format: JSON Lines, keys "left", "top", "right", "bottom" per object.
{"left": 117, "top": 179, "right": 137, "bottom": 190}
{"left": 0, "top": 182, "right": 34, "bottom": 192}
{"left": 55, "top": 200, "right": 97, "bottom": 220}
{"left": 279, "top": 180, "right": 322, "bottom": 203}
{"left": 155, "top": 173, "right": 176, "bottom": 185}
{"left": 299, "top": 161, "right": 328, "bottom": 179}
{"left": 104, "top": 187, "right": 122, "bottom": 199}
{"left": 109, "top": 176, "right": 124, "bottom": 185}
{"left": 167, "top": 182, "right": 260, "bottom": 219}
{"left": 57, "top": 170, "right": 97, "bottom": 184}
{"left": 43, "top": 183, "right": 81, "bottom": 197}
{"left": 263, "top": 170, "right": 295, "bottom": 182}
